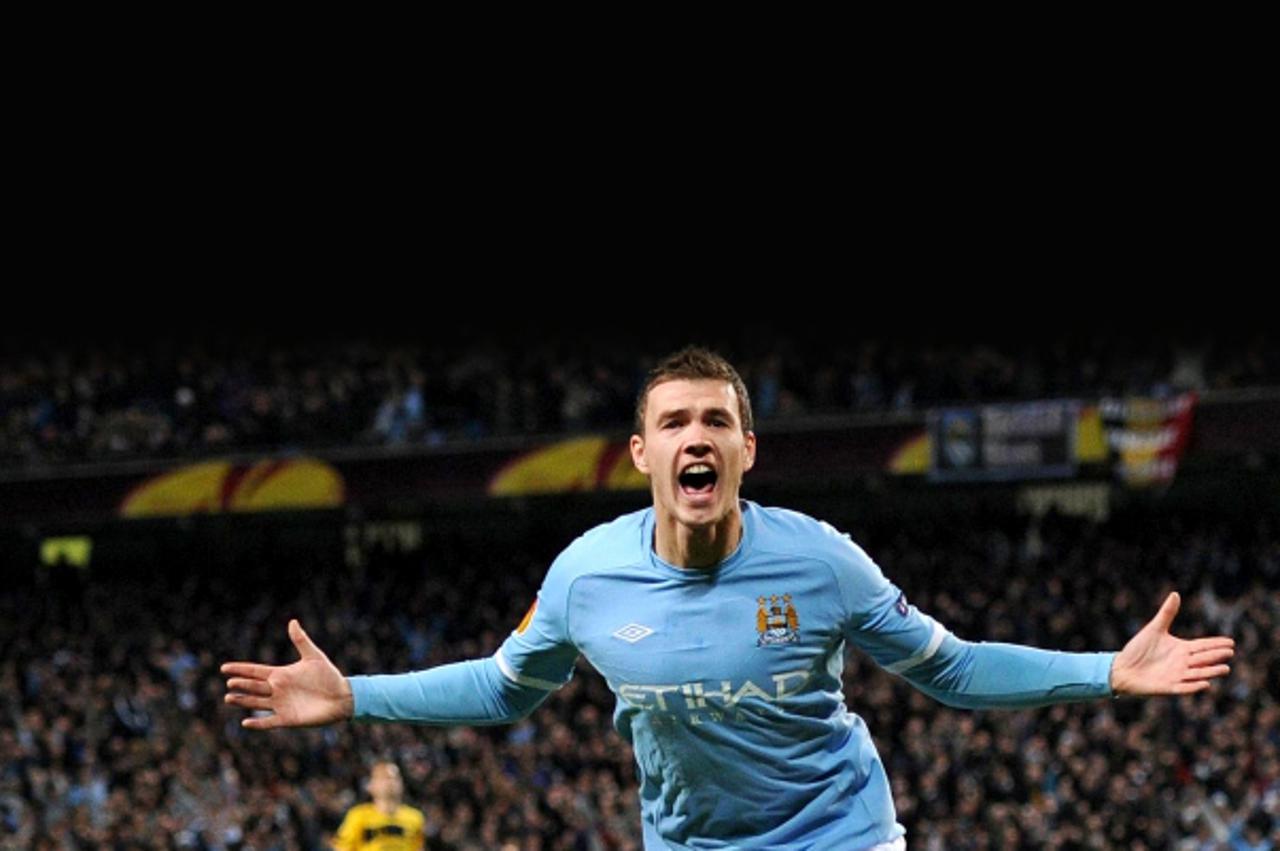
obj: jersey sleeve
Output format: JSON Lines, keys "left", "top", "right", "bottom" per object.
{"left": 822, "top": 522, "right": 950, "bottom": 674}
{"left": 825, "top": 523, "right": 1115, "bottom": 709}
{"left": 347, "top": 656, "right": 551, "bottom": 725}
{"left": 493, "top": 548, "right": 581, "bottom": 692}
{"left": 346, "top": 549, "right": 583, "bottom": 725}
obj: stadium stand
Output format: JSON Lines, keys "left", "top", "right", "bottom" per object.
{"left": 1, "top": 334, "right": 1275, "bottom": 469}
{"left": 2, "top": 334, "right": 1277, "bottom": 848}
{"left": 2, "top": 506, "right": 1276, "bottom": 848}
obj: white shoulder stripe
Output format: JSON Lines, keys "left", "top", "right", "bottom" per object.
{"left": 883, "top": 617, "right": 948, "bottom": 675}
{"left": 493, "top": 649, "right": 562, "bottom": 691}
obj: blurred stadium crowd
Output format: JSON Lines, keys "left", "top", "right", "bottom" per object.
{"left": 2, "top": 508, "right": 1276, "bottom": 849}
{"left": 2, "top": 333, "right": 1276, "bottom": 468}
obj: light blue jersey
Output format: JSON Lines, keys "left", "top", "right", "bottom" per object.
{"left": 349, "top": 501, "right": 1116, "bottom": 850}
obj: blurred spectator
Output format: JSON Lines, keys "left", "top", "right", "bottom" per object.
{"left": 332, "top": 761, "right": 425, "bottom": 851}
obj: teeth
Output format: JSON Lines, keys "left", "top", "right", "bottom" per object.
{"left": 684, "top": 464, "right": 713, "bottom": 475}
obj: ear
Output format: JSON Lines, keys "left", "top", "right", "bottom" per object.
{"left": 630, "top": 433, "right": 649, "bottom": 475}
{"left": 743, "top": 431, "right": 757, "bottom": 473}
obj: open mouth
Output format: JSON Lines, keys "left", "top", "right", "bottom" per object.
{"left": 678, "top": 464, "right": 718, "bottom": 498}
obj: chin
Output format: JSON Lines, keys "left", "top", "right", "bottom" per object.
{"left": 677, "top": 501, "right": 728, "bottom": 528}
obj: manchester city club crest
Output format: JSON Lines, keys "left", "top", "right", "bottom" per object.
{"left": 756, "top": 594, "right": 800, "bottom": 646}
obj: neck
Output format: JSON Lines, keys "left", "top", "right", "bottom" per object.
{"left": 374, "top": 798, "right": 399, "bottom": 815}
{"left": 654, "top": 503, "right": 743, "bottom": 569}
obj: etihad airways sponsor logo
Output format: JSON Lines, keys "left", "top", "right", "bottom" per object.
{"left": 616, "top": 669, "right": 810, "bottom": 713}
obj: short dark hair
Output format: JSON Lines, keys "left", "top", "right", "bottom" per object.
{"left": 634, "top": 346, "right": 753, "bottom": 435}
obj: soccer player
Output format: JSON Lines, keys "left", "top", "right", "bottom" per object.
{"left": 331, "top": 761, "right": 425, "bottom": 851}
{"left": 222, "top": 346, "right": 1237, "bottom": 850}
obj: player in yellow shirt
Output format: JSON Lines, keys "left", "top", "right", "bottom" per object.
{"left": 331, "top": 761, "right": 425, "bottom": 851}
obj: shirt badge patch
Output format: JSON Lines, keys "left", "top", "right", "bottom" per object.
{"left": 895, "top": 592, "right": 909, "bottom": 617}
{"left": 756, "top": 593, "right": 800, "bottom": 646}
{"left": 516, "top": 599, "right": 538, "bottom": 635}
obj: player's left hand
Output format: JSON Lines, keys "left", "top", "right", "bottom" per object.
{"left": 1110, "top": 591, "right": 1235, "bottom": 697}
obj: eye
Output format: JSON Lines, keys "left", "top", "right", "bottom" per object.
{"left": 661, "top": 420, "right": 680, "bottom": 430}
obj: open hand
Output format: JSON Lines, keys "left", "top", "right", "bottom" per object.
{"left": 1110, "top": 592, "right": 1235, "bottom": 697}
{"left": 221, "top": 619, "right": 354, "bottom": 730}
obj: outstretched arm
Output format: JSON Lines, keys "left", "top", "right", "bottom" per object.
{"left": 889, "top": 591, "right": 1233, "bottom": 709}
{"left": 886, "top": 630, "right": 1118, "bottom": 710}
{"left": 825, "top": 526, "right": 1235, "bottom": 709}
{"left": 345, "top": 657, "right": 552, "bottom": 725}
{"left": 221, "top": 620, "right": 550, "bottom": 730}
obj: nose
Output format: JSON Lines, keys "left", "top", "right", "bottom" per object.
{"left": 683, "top": 440, "right": 712, "bottom": 457}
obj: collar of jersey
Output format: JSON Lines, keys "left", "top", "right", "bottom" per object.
{"left": 643, "top": 499, "right": 755, "bottom": 581}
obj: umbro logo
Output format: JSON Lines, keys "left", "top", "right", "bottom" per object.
{"left": 612, "top": 623, "right": 655, "bottom": 643}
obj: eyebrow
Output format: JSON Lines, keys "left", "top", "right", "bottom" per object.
{"left": 655, "top": 406, "right": 736, "bottom": 423}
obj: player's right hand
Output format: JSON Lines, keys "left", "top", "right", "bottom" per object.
{"left": 221, "top": 619, "right": 355, "bottom": 730}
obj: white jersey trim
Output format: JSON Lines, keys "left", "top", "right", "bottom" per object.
{"left": 883, "top": 616, "right": 948, "bottom": 675}
{"left": 494, "top": 648, "right": 562, "bottom": 691}
{"left": 866, "top": 837, "right": 907, "bottom": 851}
